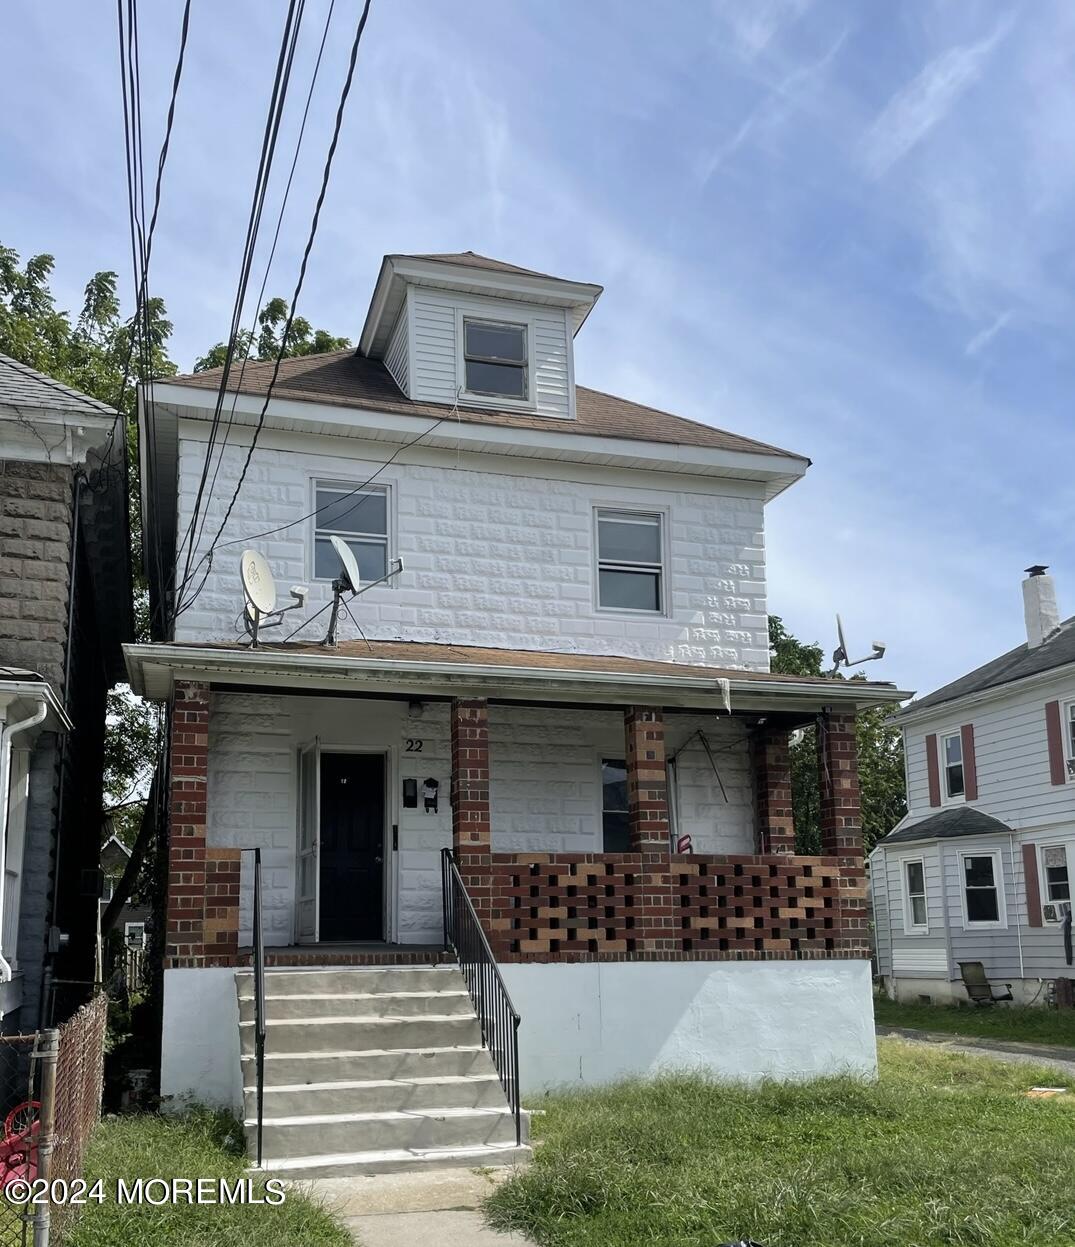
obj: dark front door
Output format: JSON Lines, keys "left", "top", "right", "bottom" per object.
{"left": 319, "top": 752, "right": 385, "bottom": 941}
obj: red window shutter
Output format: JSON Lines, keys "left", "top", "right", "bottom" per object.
{"left": 960, "top": 724, "right": 978, "bottom": 801}
{"left": 925, "top": 733, "right": 941, "bottom": 807}
{"left": 1045, "top": 701, "right": 1067, "bottom": 786}
{"left": 1023, "top": 842, "right": 1043, "bottom": 927}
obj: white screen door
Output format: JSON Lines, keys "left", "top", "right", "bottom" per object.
{"left": 297, "top": 739, "right": 320, "bottom": 942}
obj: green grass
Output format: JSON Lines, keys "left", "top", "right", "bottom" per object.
{"left": 875, "top": 996, "right": 1075, "bottom": 1047}
{"left": 65, "top": 1108, "right": 351, "bottom": 1247}
{"left": 485, "top": 1040, "right": 1075, "bottom": 1247}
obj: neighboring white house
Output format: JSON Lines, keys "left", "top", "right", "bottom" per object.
{"left": 126, "top": 252, "right": 907, "bottom": 1175}
{"left": 873, "top": 566, "right": 1075, "bottom": 1006}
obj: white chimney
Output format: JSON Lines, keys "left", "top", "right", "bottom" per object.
{"left": 1023, "top": 565, "right": 1059, "bottom": 648}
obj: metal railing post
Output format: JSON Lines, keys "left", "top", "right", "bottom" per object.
{"left": 33, "top": 1027, "right": 59, "bottom": 1247}
{"left": 249, "top": 848, "right": 266, "bottom": 1168}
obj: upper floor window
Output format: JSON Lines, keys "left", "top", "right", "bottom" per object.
{"left": 903, "top": 859, "right": 927, "bottom": 932}
{"left": 463, "top": 319, "right": 528, "bottom": 400}
{"left": 313, "top": 481, "right": 389, "bottom": 582}
{"left": 961, "top": 852, "right": 1004, "bottom": 927}
{"left": 601, "top": 758, "right": 631, "bottom": 852}
{"left": 942, "top": 731, "right": 964, "bottom": 800}
{"left": 595, "top": 509, "right": 664, "bottom": 613}
{"left": 1066, "top": 702, "right": 1075, "bottom": 770}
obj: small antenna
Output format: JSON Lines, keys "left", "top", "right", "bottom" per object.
{"left": 828, "top": 612, "right": 886, "bottom": 677}
{"left": 239, "top": 550, "right": 307, "bottom": 647}
{"left": 321, "top": 537, "right": 404, "bottom": 647}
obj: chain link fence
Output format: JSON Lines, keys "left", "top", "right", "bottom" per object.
{"left": 0, "top": 994, "right": 107, "bottom": 1247}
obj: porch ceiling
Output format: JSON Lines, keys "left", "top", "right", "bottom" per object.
{"left": 124, "top": 638, "right": 910, "bottom": 715}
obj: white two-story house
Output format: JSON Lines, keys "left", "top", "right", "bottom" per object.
{"left": 873, "top": 566, "right": 1075, "bottom": 1006}
{"left": 127, "top": 251, "right": 907, "bottom": 1176}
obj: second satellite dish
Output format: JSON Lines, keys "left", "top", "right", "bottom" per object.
{"left": 241, "top": 549, "right": 278, "bottom": 616}
{"left": 330, "top": 535, "right": 361, "bottom": 594}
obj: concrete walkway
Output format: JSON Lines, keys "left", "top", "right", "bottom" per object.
{"left": 878, "top": 1024, "right": 1075, "bottom": 1078}
{"left": 294, "top": 1166, "right": 537, "bottom": 1246}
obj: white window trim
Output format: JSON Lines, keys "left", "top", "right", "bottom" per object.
{"left": 958, "top": 849, "right": 1007, "bottom": 930}
{"left": 940, "top": 729, "right": 966, "bottom": 806}
{"left": 1038, "top": 841, "right": 1073, "bottom": 908}
{"left": 308, "top": 476, "right": 395, "bottom": 585}
{"left": 1063, "top": 699, "right": 1075, "bottom": 782}
{"left": 454, "top": 308, "right": 537, "bottom": 412}
{"left": 900, "top": 856, "right": 929, "bottom": 935}
{"left": 592, "top": 505, "right": 670, "bottom": 617}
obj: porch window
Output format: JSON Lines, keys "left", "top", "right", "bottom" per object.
{"left": 942, "top": 731, "right": 964, "bottom": 799}
{"left": 595, "top": 509, "right": 664, "bottom": 613}
{"left": 463, "top": 318, "right": 528, "bottom": 400}
{"left": 903, "top": 858, "right": 927, "bottom": 932}
{"left": 601, "top": 758, "right": 631, "bottom": 852}
{"left": 1041, "top": 845, "right": 1071, "bottom": 903}
{"left": 313, "top": 482, "right": 389, "bottom": 583}
{"left": 962, "top": 852, "right": 1004, "bottom": 926}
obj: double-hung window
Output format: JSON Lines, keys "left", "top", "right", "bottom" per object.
{"left": 463, "top": 318, "right": 528, "bottom": 400}
{"left": 1066, "top": 702, "right": 1075, "bottom": 776}
{"left": 942, "top": 731, "right": 964, "bottom": 800}
{"left": 595, "top": 509, "right": 664, "bottom": 613}
{"left": 962, "top": 853, "right": 1004, "bottom": 926}
{"left": 903, "top": 859, "right": 927, "bottom": 932}
{"left": 600, "top": 759, "right": 631, "bottom": 852}
{"left": 313, "top": 482, "right": 389, "bottom": 583}
{"left": 1041, "top": 845, "right": 1071, "bottom": 904}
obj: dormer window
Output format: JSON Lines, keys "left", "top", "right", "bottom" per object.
{"left": 463, "top": 318, "right": 528, "bottom": 400}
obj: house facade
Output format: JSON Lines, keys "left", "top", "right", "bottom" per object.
{"left": 873, "top": 567, "right": 1075, "bottom": 1005}
{"left": 0, "top": 353, "right": 133, "bottom": 1029}
{"left": 127, "top": 253, "right": 906, "bottom": 1174}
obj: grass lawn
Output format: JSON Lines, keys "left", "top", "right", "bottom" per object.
{"left": 875, "top": 995, "right": 1075, "bottom": 1047}
{"left": 485, "top": 1040, "right": 1075, "bottom": 1247}
{"left": 65, "top": 1108, "right": 351, "bottom": 1247}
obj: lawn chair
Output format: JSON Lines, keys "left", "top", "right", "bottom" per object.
{"left": 957, "top": 961, "right": 1013, "bottom": 1005}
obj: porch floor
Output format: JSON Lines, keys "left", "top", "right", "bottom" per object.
{"left": 238, "top": 943, "right": 451, "bottom": 967}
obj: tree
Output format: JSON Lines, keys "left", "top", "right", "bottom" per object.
{"left": 193, "top": 295, "right": 349, "bottom": 372}
{"left": 768, "top": 615, "right": 906, "bottom": 852}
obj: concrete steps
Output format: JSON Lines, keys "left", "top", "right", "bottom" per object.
{"left": 235, "top": 965, "right": 529, "bottom": 1177}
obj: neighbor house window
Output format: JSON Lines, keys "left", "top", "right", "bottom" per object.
{"left": 942, "top": 731, "right": 964, "bottom": 799}
{"left": 595, "top": 509, "right": 664, "bottom": 612}
{"left": 463, "top": 318, "right": 528, "bottom": 399}
{"left": 903, "top": 859, "right": 927, "bottom": 932}
{"left": 1041, "top": 845, "right": 1071, "bottom": 903}
{"left": 313, "top": 482, "right": 389, "bottom": 582}
{"left": 1066, "top": 702, "right": 1075, "bottom": 770}
{"left": 962, "top": 853, "right": 1004, "bottom": 926}
{"left": 601, "top": 758, "right": 631, "bottom": 852}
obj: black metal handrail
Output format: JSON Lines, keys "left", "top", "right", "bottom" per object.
{"left": 441, "top": 848, "right": 522, "bottom": 1145}
{"left": 247, "top": 847, "right": 266, "bottom": 1166}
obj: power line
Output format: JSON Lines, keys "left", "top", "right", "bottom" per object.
{"left": 175, "top": 0, "right": 375, "bottom": 621}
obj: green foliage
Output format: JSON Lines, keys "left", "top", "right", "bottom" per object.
{"left": 875, "top": 996, "right": 1075, "bottom": 1047}
{"left": 768, "top": 615, "right": 906, "bottom": 851}
{"left": 486, "top": 1041, "right": 1075, "bottom": 1247}
{"left": 67, "top": 1108, "right": 351, "bottom": 1246}
{"left": 193, "top": 295, "right": 349, "bottom": 372}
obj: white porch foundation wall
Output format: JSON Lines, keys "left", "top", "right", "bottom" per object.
{"left": 499, "top": 960, "right": 877, "bottom": 1091}
{"left": 161, "top": 967, "right": 243, "bottom": 1113}
{"left": 204, "top": 694, "right": 757, "bottom": 946}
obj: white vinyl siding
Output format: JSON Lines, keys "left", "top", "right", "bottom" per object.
{"left": 384, "top": 299, "right": 410, "bottom": 395}
{"left": 892, "top": 946, "right": 948, "bottom": 975}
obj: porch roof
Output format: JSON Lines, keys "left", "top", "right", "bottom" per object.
{"left": 125, "top": 638, "right": 910, "bottom": 716}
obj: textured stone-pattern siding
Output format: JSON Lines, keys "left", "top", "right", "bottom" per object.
{"left": 173, "top": 439, "right": 768, "bottom": 669}
{"left": 0, "top": 460, "right": 74, "bottom": 688}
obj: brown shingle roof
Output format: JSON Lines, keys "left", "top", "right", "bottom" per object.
{"left": 168, "top": 350, "right": 806, "bottom": 460}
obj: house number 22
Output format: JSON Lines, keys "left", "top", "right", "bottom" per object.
{"left": 405, "top": 739, "right": 424, "bottom": 752}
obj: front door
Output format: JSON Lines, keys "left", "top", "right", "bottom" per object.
{"left": 318, "top": 752, "right": 386, "bottom": 941}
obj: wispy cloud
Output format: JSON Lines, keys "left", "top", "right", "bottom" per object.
{"left": 862, "top": 18, "right": 1013, "bottom": 179}
{"left": 965, "top": 309, "right": 1014, "bottom": 357}
{"left": 711, "top": 0, "right": 813, "bottom": 60}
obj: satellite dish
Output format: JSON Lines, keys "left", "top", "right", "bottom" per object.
{"left": 828, "top": 612, "right": 886, "bottom": 677}
{"left": 241, "top": 549, "right": 277, "bottom": 615}
{"left": 330, "top": 535, "right": 361, "bottom": 594}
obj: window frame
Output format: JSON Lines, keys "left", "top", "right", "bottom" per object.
{"left": 593, "top": 506, "right": 669, "bottom": 616}
{"left": 309, "top": 477, "right": 394, "bottom": 586}
{"left": 599, "top": 756, "right": 632, "bottom": 853}
{"left": 940, "top": 729, "right": 966, "bottom": 804}
{"left": 1064, "top": 700, "right": 1075, "bottom": 781}
{"left": 958, "top": 849, "right": 1007, "bottom": 930}
{"left": 456, "top": 310, "right": 536, "bottom": 409}
{"left": 1038, "top": 842, "right": 1073, "bottom": 907}
{"left": 900, "top": 856, "right": 929, "bottom": 935}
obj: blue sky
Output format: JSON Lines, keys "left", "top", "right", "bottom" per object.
{"left": 3, "top": 0, "right": 1072, "bottom": 696}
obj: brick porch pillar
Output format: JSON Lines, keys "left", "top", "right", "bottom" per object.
{"left": 817, "top": 711, "right": 868, "bottom": 955}
{"left": 754, "top": 730, "right": 796, "bottom": 854}
{"left": 166, "top": 681, "right": 210, "bottom": 967}
{"left": 451, "top": 698, "right": 491, "bottom": 922}
{"left": 624, "top": 707, "right": 674, "bottom": 952}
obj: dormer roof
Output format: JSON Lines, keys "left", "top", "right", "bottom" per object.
{"left": 359, "top": 251, "right": 603, "bottom": 358}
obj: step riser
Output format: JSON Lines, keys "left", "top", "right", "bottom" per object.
{"left": 242, "top": 1079, "right": 506, "bottom": 1115}
{"left": 237, "top": 993, "right": 473, "bottom": 1022}
{"left": 242, "top": 1047, "right": 496, "bottom": 1084}
{"left": 236, "top": 968, "right": 459, "bottom": 995}
{"left": 259, "top": 1145, "right": 531, "bottom": 1179}
{"left": 247, "top": 1112, "right": 517, "bottom": 1158}
{"left": 239, "top": 1016, "right": 482, "bottom": 1056}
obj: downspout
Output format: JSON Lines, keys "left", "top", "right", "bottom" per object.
{"left": 0, "top": 701, "right": 49, "bottom": 981}
{"left": 1009, "top": 832, "right": 1025, "bottom": 980}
